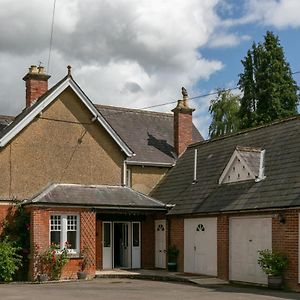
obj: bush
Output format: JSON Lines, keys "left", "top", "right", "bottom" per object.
{"left": 0, "top": 238, "right": 22, "bottom": 282}
{"left": 37, "top": 244, "right": 69, "bottom": 280}
{"left": 258, "top": 249, "right": 288, "bottom": 276}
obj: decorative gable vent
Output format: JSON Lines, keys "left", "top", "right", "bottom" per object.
{"left": 219, "top": 146, "right": 266, "bottom": 184}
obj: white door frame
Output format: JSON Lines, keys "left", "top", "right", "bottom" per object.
{"left": 102, "top": 221, "right": 141, "bottom": 270}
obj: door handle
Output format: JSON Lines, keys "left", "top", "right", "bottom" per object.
{"left": 194, "top": 246, "right": 196, "bottom": 251}
{"left": 163, "top": 250, "right": 167, "bottom": 253}
{"left": 159, "top": 250, "right": 162, "bottom": 253}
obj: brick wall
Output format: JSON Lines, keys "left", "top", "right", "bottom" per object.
{"left": 0, "top": 204, "right": 15, "bottom": 235}
{"left": 141, "top": 216, "right": 155, "bottom": 268}
{"left": 272, "top": 210, "right": 299, "bottom": 290}
{"left": 173, "top": 109, "right": 193, "bottom": 156}
{"left": 96, "top": 220, "right": 102, "bottom": 269}
{"left": 168, "top": 217, "right": 184, "bottom": 272}
{"left": 29, "top": 207, "right": 96, "bottom": 280}
{"left": 217, "top": 215, "right": 229, "bottom": 280}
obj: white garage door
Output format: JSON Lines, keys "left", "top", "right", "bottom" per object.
{"left": 230, "top": 217, "right": 272, "bottom": 284}
{"left": 184, "top": 218, "right": 217, "bottom": 276}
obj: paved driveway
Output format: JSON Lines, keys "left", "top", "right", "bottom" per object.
{"left": 0, "top": 279, "right": 299, "bottom": 300}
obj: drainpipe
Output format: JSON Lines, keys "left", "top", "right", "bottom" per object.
{"left": 122, "top": 160, "right": 127, "bottom": 186}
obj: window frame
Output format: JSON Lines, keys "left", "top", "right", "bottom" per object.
{"left": 126, "top": 168, "right": 132, "bottom": 187}
{"left": 49, "top": 214, "right": 80, "bottom": 254}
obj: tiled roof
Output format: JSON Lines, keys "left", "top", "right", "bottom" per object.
{"left": 96, "top": 104, "right": 203, "bottom": 165}
{"left": 25, "top": 183, "right": 166, "bottom": 210}
{"left": 151, "top": 116, "right": 300, "bottom": 215}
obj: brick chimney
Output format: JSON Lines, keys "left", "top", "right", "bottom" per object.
{"left": 23, "top": 65, "right": 51, "bottom": 107}
{"left": 172, "top": 87, "right": 195, "bottom": 156}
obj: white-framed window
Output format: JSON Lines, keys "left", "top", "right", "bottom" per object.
{"left": 50, "top": 214, "right": 80, "bottom": 254}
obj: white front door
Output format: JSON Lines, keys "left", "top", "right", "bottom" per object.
{"left": 132, "top": 222, "right": 141, "bottom": 268}
{"left": 103, "top": 222, "right": 112, "bottom": 269}
{"left": 184, "top": 218, "right": 217, "bottom": 276}
{"left": 230, "top": 217, "right": 272, "bottom": 284}
{"left": 155, "top": 220, "right": 166, "bottom": 268}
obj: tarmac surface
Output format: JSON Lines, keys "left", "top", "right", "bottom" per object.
{"left": 0, "top": 278, "right": 299, "bottom": 300}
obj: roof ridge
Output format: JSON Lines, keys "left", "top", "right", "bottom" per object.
{"left": 95, "top": 104, "right": 173, "bottom": 117}
{"left": 189, "top": 114, "right": 300, "bottom": 149}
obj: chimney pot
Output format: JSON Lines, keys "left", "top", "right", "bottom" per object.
{"left": 29, "top": 65, "right": 38, "bottom": 74}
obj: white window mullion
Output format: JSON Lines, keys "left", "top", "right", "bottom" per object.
{"left": 62, "top": 214, "right": 67, "bottom": 250}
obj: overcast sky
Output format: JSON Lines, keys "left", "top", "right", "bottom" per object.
{"left": 0, "top": 0, "right": 299, "bottom": 137}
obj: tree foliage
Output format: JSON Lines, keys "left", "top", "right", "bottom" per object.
{"left": 208, "top": 89, "right": 240, "bottom": 138}
{"left": 238, "top": 31, "right": 299, "bottom": 129}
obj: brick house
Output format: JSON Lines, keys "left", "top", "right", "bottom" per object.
{"left": 0, "top": 65, "right": 201, "bottom": 280}
{"left": 152, "top": 112, "right": 300, "bottom": 290}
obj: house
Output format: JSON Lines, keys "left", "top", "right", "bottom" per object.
{"left": 0, "top": 65, "right": 201, "bottom": 279}
{"left": 152, "top": 111, "right": 300, "bottom": 290}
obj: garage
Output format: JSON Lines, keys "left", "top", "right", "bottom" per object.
{"left": 229, "top": 217, "right": 272, "bottom": 284}
{"left": 184, "top": 218, "right": 217, "bottom": 276}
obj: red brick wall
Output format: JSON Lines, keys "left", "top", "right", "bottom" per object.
{"left": 28, "top": 207, "right": 96, "bottom": 280}
{"left": 173, "top": 110, "right": 193, "bottom": 156}
{"left": 96, "top": 220, "right": 102, "bottom": 269}
{"left": 142, "top": 216, "right": 155, "bottom": 268}
{"left": 25, "top": 78, "right": 48, "bottom": 107}
{"left": 217, "top": 215, "right": 229, "bottom": 280}
{"left": 0, "top": 204, "right": 15, "bottom": 235}
{"left": 168, "top": 217, "right": 184, "bottom": 272}
{"left": 272, "top": 210, "right": 299, "bottom": 290}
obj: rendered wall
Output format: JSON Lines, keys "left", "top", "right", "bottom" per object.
{"left": 0, "top": 87, "right": 125, "bottom": 200}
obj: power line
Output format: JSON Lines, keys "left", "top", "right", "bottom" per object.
{"left": 47, "top": 0, "right": 57, "bottom": 73}
{"left": 139, "top": 70, "right": 300, "bottom": 110}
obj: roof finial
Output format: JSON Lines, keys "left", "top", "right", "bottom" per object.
{"left": 67, "top": 65, "right": 72, "bottom": 77}
{"left": 182, "top": 87, "right": 189, "bottom": 107}
{"left": 182, "top": 87, "right": 188, "bottom": 99}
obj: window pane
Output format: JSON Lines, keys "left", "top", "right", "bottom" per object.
{"left": 133, "top": 223, "right": 139, "bottom": 247}
{"left": 67, "top": 215, "right": 78, "bottom": 250}
{"left": 104, "top": 223, "right": 111, "bottom": 247}
{"left": 67, "top": 231, "right": 77, "bottom": 249}
{"left": 51, "top": 231, "right": 60, "bottom": 246}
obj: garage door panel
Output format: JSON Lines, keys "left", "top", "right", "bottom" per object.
{"left": 184, "top": 218, "right": 217, "bottom": 276}
{"left": 230, "top": 217, "right": 272, "bottom": 284}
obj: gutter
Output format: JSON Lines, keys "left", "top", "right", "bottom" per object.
{"left": 126, "top": 160, "right": 175, "bottom": 167}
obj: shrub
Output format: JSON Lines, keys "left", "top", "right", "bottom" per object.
{"left": 258, "top": 249, "right": 288, "bottom": 276}
{"left": 0, "top": 238, "right": 22, "bottom": 282}
{"left": 38, "top": 244, "right": 69, "bottom": 280}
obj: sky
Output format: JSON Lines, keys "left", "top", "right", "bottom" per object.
{"left": 0, "top": 0, "right": 299, "bottom": 138}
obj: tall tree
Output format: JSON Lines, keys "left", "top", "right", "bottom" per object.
{"left": 238, "top": 31, "right": 299, "bottom": 128}
{"left": 208, "top": 89, "right": 240, "bottom": 138}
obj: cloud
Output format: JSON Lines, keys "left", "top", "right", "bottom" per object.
{"left": 208, "top": 33, "right": 251, "bottom": 48}
{"left": 0, "top": 0, "right": 229, "bottom": 120}
{"left": 224, "top": 0, "right": 300, "bottom": 29}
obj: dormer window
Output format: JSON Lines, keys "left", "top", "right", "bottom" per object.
{"left": 219, "top": 146, "right": 266, "bottom": 184}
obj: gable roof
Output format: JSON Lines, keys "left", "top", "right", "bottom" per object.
{"left": 25, "top": 183, "right": 166, "bottom": 211}
{"left": 151, "top": 116, "right": 300, "bottom": 215}
{"left": 96, "top": 105, "right": 203, "bottom": 165}
{"left": 0, "top": 76, "right": 133, "bottom": 157}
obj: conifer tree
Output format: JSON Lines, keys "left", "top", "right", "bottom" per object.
{"left": 238, "top": 31, "right": 299, "bottom": 128}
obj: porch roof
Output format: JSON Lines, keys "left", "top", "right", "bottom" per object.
{"left": 24, "top": 183, "right": 166, "bottom": 211}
